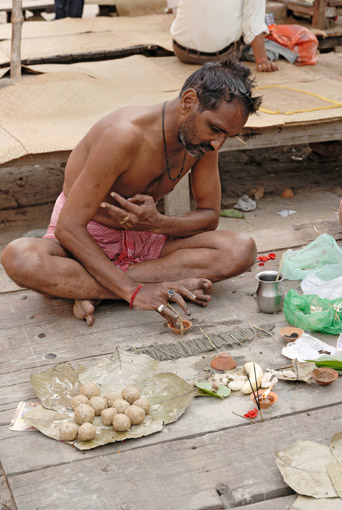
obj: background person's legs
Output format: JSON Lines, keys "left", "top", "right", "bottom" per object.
{"left": 67, "top": 0, "right": 84, "bottom": 18}
{"left": 54, "top": 0, "right": 68, "bottom": 19}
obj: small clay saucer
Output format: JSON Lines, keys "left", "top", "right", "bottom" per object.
{"left": 167, "top": 319, "right": 192, "bottom": 334}
{"left": 312, "top": 367, "right": 339, "bottom": 386}
{"left": 279, "top": 326, "right": 304, "bottom": 342}
{"left": 250, "top": 390, "right": 278, "bottom": 409}
{"left": 210, "top": 352, "right": 237, "bottom": 371}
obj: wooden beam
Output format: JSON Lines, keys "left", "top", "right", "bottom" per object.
{"left": 10, "top": 0, "right": 24, "bottom": 81}
{"left": 313, "top": 0, "right": 328, "bottom": 28}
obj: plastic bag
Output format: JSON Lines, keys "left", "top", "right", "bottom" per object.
{"left": 282, "top": 234, "right": 342, "bottom": 281}
{"left": 266, "top": 24, "right": 318, "bottom": 66}
{"left": 301, "top": 274, "right": 342, "bottom": 300}
{"left": 283, "top": 289, "right": 342, "bottom": 334}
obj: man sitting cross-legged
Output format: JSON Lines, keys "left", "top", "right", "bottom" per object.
{"left": 1, "top": 58, "right": 260, "bottom": 326}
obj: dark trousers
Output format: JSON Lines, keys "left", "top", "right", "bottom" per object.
{"left": 54, "top": 0, "right": 84, "bottom": 19}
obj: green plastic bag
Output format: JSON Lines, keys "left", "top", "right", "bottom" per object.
{"left": 284, "top": 289, "right": 342, "bottom": 334}
{"left": 282, "top": 234, "right": 342, "bottom": 281}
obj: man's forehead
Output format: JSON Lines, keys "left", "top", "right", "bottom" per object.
{"left": 203, "top": 100, "right": 248, "bottom": 125}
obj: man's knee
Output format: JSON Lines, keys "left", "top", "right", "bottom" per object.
{"left": 215, "top": 231, "right": 256, "bottom": 275}
{"left": 1, "top": 238, "right": 41, "bottom": 284}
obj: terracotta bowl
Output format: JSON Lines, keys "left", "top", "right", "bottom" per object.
{"left": 250, "top": 390, "right": 278, "bottom": 409}
{"left": 279, "top": 326, "right": 304, "bottom": 342}
{"left": 210, "top": 352, "right": 237, "bottom": 371}
{"left": 312, "top": 367, "right": 339, "bottom": 386}
{"left": 167, "top": 319, "right": 192, "bottom": 334}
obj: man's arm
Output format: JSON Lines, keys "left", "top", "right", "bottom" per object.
{"left": 54, "top": 127, "right": 137, "bottom": 303}
{"left": 101, "top": 150, "right": 221, "bottom": 238}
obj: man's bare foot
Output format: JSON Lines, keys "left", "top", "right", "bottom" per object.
{"left": 73, "top": 299, "right": 101, "bottom": 326}
{"left": 172, "top": 278, "right": 212, "bottom": 306}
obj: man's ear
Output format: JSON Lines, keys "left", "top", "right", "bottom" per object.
{"left": 180, "top": 88, "right": 199, "bottom": 114}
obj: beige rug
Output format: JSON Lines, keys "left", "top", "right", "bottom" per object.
{"left": 1, "top": 56, "right": 342, "bottom": 165}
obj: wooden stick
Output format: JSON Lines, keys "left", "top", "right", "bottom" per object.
{"left": 232, "top": 411, "right": 256, "bottom": 425}
{"left": 276, "top": 253, "right": 285, "bottom": 282}
{"left": 235, "top": 136, "right": 247, "bottom": 145}
{"left": 11, "top": 0, "right": 24, "bottom": 81}
{"left": 199, "top": 327, "right": 220, "bottom": 352}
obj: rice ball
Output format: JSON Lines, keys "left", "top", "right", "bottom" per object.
{"left": 74, "top": 403, "right": 95, "bottom": 425}
{"left": 122, "top": 386, "right": 141, "bottom": 405}
{"left": 79, "top": 381, "right": 101, "bottom": 399}
{"left": 89, "top": 396, "right": 107, "bottom": 416}
{"left": 59, "top": 422, "right": 78, "bottom": 441}
{"left": 101, "top": 407, "right": 117, "bottom": 426}
{"left": 133, "top": 398, "right": 150, "bottom": 415}
{"left": 125, "top": 405, "right": 145, "bottom": 425}
{"left": 112, "top": 398, "right": 130, "bottom": 414}
{"left": 113, "top": 414, "right": 131, "bottom": 432}
{"left": 78, "top": 422, "right": 96, "bottom": 442}
{"left": 104, "top": 389, "right": 123, "bottom": 407}
{"left": 70, "top": 394, "right": 89, "bottom": 410}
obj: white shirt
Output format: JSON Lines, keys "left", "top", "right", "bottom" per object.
{"left": 170, "top": 0, "right": 268, "bottom": 53}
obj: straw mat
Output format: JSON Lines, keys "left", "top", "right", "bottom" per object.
{"left": 0, "top": 15, "right": 173, "bottom": 64}
{"left": 1, "top": 56, "right": 342, "bottom": 165}
{"left": 115, "top": 0, "right": 167, "bottom": 16}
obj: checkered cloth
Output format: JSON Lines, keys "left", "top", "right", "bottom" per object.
{"left": 43, "top": 192, "right": 167, "bottom": 272}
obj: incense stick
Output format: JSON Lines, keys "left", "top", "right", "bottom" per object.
{"left": 199, "top": 327, "right": 220, "bottom": 352}
{"left": 235, "top": 136, "right": 247, "bottom": 145}
{"left": 253, "top": 363, "right": 264, "bottom": 422}
{"left": 276, "top": 253, "right": 285, "bottom": 282}
{"left": 232, "top": 411, "right": 256, "bottom": 425}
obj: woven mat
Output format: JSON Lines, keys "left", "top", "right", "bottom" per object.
{"left": 1, "top": 55, "right": 342, "bottom": 164}
{"left": 0, "top": 14, "right": 174, "bottom": 64}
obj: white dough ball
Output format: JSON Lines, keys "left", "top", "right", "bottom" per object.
{"left": 59, "top": 422, "right": 78, "bottom": 441}
{"left": 125, "top": 405, "right": 145, "bottom": 425}
{"left": 112, "top": 398, "right": 130, "bottom": 414}
{"left": 122, "top": 386, "right": 141, "bottom": 404}
{"left": 74, "top": 403, "right": 95, "bottom": 425}
{"left": 113, "top": 413, "right": 131, "bottom": 432}
{"left": 133, "top": 398, "right": 150, "bottom": 415}
{"left": 78, "top": 422, "right": 96, "bottom": 442}
{"left": 70, "top": 394, "right": 89, "bottom": 410}
{"left": 79, "top": 381, "right": 101, "bottom": 399}
{"left": 104, "top": 389, "right": 123, "bottom": 407}
{"left": 89, "top": 396, "right": 107, "bottom": 416}
{"left": 101, "top": 407, "right": 117, "bottom": 426}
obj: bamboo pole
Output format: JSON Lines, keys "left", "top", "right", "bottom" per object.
{"left": 10, "top": 0, "right": 24, "bottom": 81}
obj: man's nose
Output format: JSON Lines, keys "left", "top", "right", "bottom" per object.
{"left": 210, "top": 137, "right": 225, "bottom": 151}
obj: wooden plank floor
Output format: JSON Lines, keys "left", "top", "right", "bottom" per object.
{"left": 1, "top": 202, "right": 342, "bottom": 509}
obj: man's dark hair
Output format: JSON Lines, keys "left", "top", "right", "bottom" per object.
{"left": 179, "top": 58, "right": 262, "bottom": 115}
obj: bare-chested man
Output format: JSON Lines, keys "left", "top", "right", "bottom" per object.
{"left": 1, "top": 58, "right": 261, "bottom": 326}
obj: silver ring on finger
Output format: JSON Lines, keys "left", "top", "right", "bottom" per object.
{"left": 157, "top": 304, "right": 165, "bottom": 313}
{"left": 167, "top": 289, "right": 176, "bottom": 300}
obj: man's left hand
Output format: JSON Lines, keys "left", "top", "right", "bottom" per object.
{"left": 256, "top": 59, "right": 279, "bottom": 72}
{"left": 100, "top": 192, "right": 162, "bottom": 231}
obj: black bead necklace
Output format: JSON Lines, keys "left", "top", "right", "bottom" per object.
{"left": 162, "top": 101, "right": 187, "bottom": 182}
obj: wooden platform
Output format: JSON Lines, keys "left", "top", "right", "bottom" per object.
{"left": 1, "top": 164, "right": 342, "bottom": 508}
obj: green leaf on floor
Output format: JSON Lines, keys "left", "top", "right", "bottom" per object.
{"left": 220, "top": 209, "right": 244, "bottom": 219}
{"left": 195, "top": 382, "right": 231, "bottom": 399}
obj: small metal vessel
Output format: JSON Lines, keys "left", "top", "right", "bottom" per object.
{"left": 255, "top": 270, "right": 284, "bottom": 313}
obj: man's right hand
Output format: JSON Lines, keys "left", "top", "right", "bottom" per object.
{"left": 132, "top": 279, "right": 212, "bottom": 325}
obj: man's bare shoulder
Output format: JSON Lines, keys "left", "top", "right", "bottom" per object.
{"left": 86, "top": 105, "right": 159, "bottom": 152}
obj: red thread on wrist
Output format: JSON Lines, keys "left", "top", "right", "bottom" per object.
{"left": 129, "top": 285, "right": 144, "bottom": 309}
{"left": 256, "top": 58, "right": 268, "bottom": 64}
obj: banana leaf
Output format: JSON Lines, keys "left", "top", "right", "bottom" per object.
{"left": 25, "top": 348, "right": 196, "bottom": 450}
{"left": 195, "top": 382, "right": 231, "bottom": 399}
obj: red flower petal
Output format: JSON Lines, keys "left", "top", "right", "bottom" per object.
{"left": 258, "top": 262, "right": 264, "bottom": 266}
{"left": 268, "top": 253, "right": 277, "bottom": 260}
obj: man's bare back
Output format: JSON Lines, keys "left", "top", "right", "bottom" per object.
{"left": 1, "top": 59, "right": 261, "bottom": 326}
